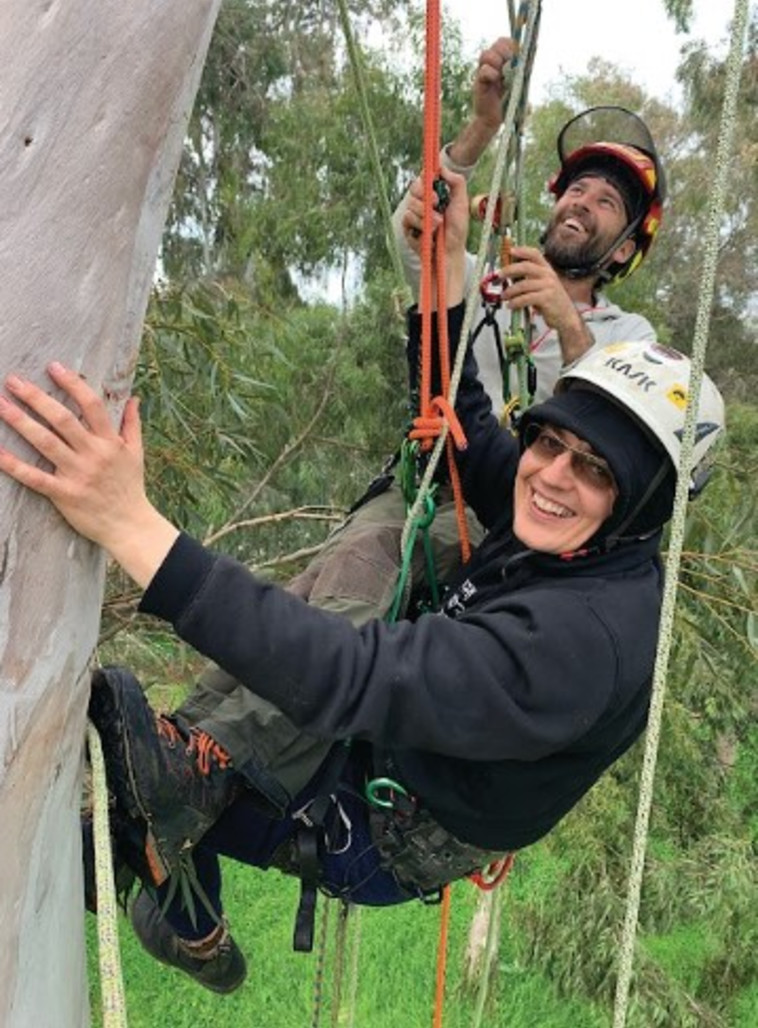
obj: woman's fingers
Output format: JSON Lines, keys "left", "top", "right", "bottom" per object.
{"left": 0, "top": 389, "right": 83, "bottom": 476}
{"left": 3, "top": 368, "right": 101, "bottom": 445}
{"left": 0, "top": 364, "right": 120, "bottom": 458}
{"left": 0, "top": 433, "right": 58, "bottom": 498}
{"left": 120, "top": 395, "right": 142, "bottom": 449}
{"left": 47, "top": 363, "right": 116, "bottom": 438}
{"left": 0, "top": 364, "right": 133, "bottom": 495}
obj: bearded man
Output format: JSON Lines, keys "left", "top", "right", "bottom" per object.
{"left": 392, "top": 38, "right": 666, "bottom": 406}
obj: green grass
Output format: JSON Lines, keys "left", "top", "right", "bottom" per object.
{"left": 642, "top": 921, "right": 723, "bottom": 994}
{"left": 86, "top": 861, "right": 606, "bottom": 1028}
{"left": 733, "top": 982, "right": 758, "bottom": 1027}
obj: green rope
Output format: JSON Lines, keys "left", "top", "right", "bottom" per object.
{"left": 388, "top": 489, "right": 437, "bottom": 622}
{"left": 611, "top": 3, "right": 750, "bottom": 1024}
{"left": 87, "top": 721, "right": 128, "bottom": 1028}
{"left": 336, "top": 0, "right": 412, "bottom": 304}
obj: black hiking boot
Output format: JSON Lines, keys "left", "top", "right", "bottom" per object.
{"left": 88, "top": 666, "right": 240, "bottom": 886}
{"left": 131, "top": 888, "right": 247, "bottom": 993}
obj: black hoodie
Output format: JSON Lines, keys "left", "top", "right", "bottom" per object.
{"left": 139, "top": 306, "right": 663, "bottom": 851}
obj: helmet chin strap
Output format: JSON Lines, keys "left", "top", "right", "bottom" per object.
{"left": 602, "top": 461, "right": 671, "bottom": 550}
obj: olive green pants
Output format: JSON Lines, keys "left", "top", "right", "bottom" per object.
{"left": 175, "top": 482, "right": 483, "bottom": 806}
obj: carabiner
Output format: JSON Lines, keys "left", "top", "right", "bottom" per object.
{"left": 365, "top": 776, "right": 410, "bottom": 810}
{"left": 480, "top": 271, "right": 506, "bottom": 306}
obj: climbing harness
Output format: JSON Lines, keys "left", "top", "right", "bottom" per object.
{"left": 366, "top": 786, "right": 507, "bottom": 895}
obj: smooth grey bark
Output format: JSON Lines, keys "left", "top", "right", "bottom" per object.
{"left": 0, "top": 2, "right": 222, "bottom": 1023}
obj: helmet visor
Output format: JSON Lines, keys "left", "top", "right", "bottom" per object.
{"left": 558, "top": 106, "right": 666, "bottom": 202}
{"left": 559, "top": 106, "right": 656, "bottom": 160}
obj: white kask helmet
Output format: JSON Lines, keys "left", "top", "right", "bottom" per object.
{"left": 557, "top": 341, "right": 725, "bottom": 498}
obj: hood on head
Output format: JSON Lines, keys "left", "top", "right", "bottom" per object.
{"left": 519, "top": 387, "right": 676, "bottom": 545}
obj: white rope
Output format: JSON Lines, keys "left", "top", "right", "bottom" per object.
{"left": 611, "top": 2, "right": 751, "bottom": 1024}
{"left": 87, "top": 720, "right": 128, "bottom": 1028}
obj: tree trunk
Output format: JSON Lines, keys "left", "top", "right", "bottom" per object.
{"left": 0, "top": 2, "right": 221, "bottom": 1023}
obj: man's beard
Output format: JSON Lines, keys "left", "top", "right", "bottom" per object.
{"left": 542, "top": 212, "right": 615, "bottom": 275}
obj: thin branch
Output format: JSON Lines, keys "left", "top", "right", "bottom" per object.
{"left": 677, "top": 580, "right": 757, "bottom": 618}
{"left": 247, "top": 543, "right": 326, "bottom": 574}
{"left": 98, "top": 608, "right": 140, "bottom": 645}
{"left": 677, "top": 581, "right": 758, "bottom": 659}
{"left": 204, "top": 505, "right": 345, "bottom": 547}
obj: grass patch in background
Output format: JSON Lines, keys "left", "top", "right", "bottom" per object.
{"left": 86, "top": 858, "right": 606, "bottom": 1028}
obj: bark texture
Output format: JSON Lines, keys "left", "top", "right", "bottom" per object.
{"left": 0, "top": 2, "right": 222, "bottom": 1023}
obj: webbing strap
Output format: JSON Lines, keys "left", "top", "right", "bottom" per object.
{"left": 293, "top": 741, "right": 352, "bottom": 952}
{"left": 294, "top": 821, "right": 323, "bottom": 952}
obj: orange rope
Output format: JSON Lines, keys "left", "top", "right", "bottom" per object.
{"left": 415, "top": 5, "right": 473, "bottom": 1022}
{"left": 409, "top": 396, "right": 467, "bottom": 451}
{"left": 416, "top": 0, "right": 471, "bottom": 566}
{"left": 419, "top": 0, "right": 442, "bottom": 419}
{"left": 419, "top": 7, "right": 455, "bottom": 1024}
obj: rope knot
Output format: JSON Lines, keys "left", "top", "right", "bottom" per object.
{"left": 409, "top": 395, "right": 468, "bottom": 452}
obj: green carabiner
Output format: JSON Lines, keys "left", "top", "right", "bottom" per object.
{"left": 416, "top": 491, "right": 436, "bottom": 530}
{"left": 365, "top": 776, "right": 409, "bottom": 810}
{"left": 398, "top": 438, "right": 420, "bottom": 506}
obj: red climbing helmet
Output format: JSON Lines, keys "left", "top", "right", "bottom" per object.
{"left": 549, "top": 106, "right": 666, "bottom": 283}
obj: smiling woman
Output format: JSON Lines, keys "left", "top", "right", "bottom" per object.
{"left": 513, "top": 420, "right": 618, "bottom": 555}
{"left": 511, "top": 377, "right": 675, "bottom": 555}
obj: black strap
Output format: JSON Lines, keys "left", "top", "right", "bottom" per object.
{"left": 291, "top": 743, "right": 352, "bottom": 952}
{"left": 293, "top": 820, "right": 321, "bottom": 951}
